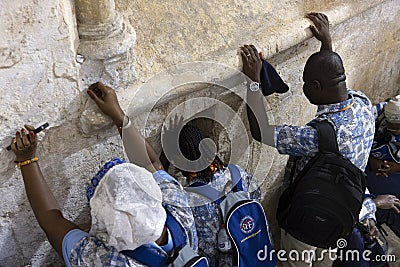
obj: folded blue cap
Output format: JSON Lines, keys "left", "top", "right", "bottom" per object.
{"left": 260, "top": 60, "right": 289, "bottom": 96}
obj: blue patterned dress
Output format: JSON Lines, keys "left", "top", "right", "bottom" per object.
{"left": 187, "top": 164, "right": 260, "bottom": 267}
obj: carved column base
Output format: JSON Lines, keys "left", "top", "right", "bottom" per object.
{"left": 78, "top": 14, "right": 135, "bottom": 60}
{"left": 77, "top": 13, "right": 136, "bottom": 135}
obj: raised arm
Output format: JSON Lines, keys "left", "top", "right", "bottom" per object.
{"left": 11, "top": 125, "right": 79, "bottom": 256}
{"left": 307, "top": 12, "right": 332, "bottom": 51}
{"left": 241, "top": 44, "right": 276, "bottom": 147}
{"left": 87, "top": 82, "right": 164, "bottom": 172}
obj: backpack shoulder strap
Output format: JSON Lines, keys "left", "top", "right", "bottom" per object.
{"left": 309, "top": 120, "right": 339, "bottom": 153}
{"left": 185, "top": 182, "right": 224, "bottom": 204}
{"left": 168, "top": 245, "right": 209, "bottom": 267}
{"left": 227, "top": 164, "right": 243, "bottom": 191}
{"left": 185, "top": 164, "right": 244, "bottom": 202}
{"left": 166, "top": 210, "right": 187, "bottom": 250}
{"left": 121, "top": 244, "right": 167, "bottom": 267}
{"left": 122, "top": 210, "right": 188, "bottom": 267}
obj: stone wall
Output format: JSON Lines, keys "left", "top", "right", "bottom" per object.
{"left": 0, "top": 0, "right": 399, "bottom": 265}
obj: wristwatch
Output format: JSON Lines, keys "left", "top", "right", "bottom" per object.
{"left": 249, "top": 81, "right": 260, "bottom": 92}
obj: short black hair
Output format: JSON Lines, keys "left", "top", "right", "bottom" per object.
{"left": 178, "top": 124, "right": 223, "bottom": 182}
{"left": 179, "top": 124, "right": 206, "bottom": 161}
{"left": 304, "top": 51, "right": 346, "bottom": 87}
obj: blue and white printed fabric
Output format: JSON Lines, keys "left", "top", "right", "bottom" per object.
{"left": 63, "top": 168, "right": 197, "bottom": 267}
{"left": 187, "top": 164, "right": 260, "bottom": 267}
{"left": 275, "top": 89, "right": 376, "bottom": 222}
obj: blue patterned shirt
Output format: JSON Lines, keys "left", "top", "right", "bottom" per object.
{"left": 187, "top": 164, "right": 260, "bottom": 267}
{"left": 275, "top": 89, "right": 376, "bottom": 222}
{"left": 63, "top": 170, "right": 197, "bottom": 267}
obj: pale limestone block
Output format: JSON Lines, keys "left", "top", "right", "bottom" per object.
{"left": 0, "top": 47, "right": 22, "bottom": 69}
{"left": 75, "top": 0, "right": 116, "bottom": 25}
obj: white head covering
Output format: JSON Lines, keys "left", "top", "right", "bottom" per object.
{"left": 89, "top": 163, "right": 166, "bottom": 251}
{"left": 385, "top": 95, "right": 400, "bottom": 123}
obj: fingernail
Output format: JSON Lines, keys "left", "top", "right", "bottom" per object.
{"left": 16, "top": 131, "right": 20, "bottom": 135}
{"left": 21, "top": 128, "right": 25, "bottom": 133}
{"left": 30, "top": 131, "right": 34, "bottom": 136}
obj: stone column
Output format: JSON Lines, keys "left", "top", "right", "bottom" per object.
{"left": 75, "top": 0, "right": 136, "bottom": 134}
{"left": 75, "top": 0, "right": 135, "bottom": 61}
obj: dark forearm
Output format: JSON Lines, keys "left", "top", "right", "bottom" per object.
{"left": 21, "top": 162, "right": 60, "bottom": 226}
{"left": 246, "top": 104, "right": 262, "bottom": 142}
{"left": 110, "top": 111, "right": 164, "bottom": 171}
{"left": 246, "top": 90, "right": 276, "bottom": 147}
{"left": 110, "top": 111, "right": 125, "bottom": 137}
{"left": 20, "top": 162, "right": 78, "bottom": 256}
{"left": 121, "top": 122, "right": 164, "bottom": 172}
{"left": 146, "top": 141, "right": 164, "bottom": 171}
{"left": 159, "top": 150, "right": 171, "bottom": 171}
{"left": 320, "top": 38, "right": 333, "bottom": 51}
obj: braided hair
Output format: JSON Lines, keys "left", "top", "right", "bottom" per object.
{"left": 178, "top": 124, "right": 224, "bottom": 183}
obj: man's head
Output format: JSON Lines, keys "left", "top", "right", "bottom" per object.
{"left": 89, "top": 162, "right": 166, "bottom": 251}
{"left": 385, "top": 95, "right": 400, "bottom": 135}
{"left": 303, "top": 51, "right": 347, "bottom": 105}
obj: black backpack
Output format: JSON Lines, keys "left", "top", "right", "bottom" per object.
{"left": 276, "top": 120, "right": 367, "bottom": 248}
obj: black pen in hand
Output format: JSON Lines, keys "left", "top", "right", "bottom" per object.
{"left": 6, "top": 122, "right": 49, "bottom": 151}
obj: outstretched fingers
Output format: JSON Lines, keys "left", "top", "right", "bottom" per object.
{"left": 249, "top": 45, "right": 260, "bottom": 60}
{"left": 307, "top": 12, "right": 329, "bottom": 29}
{"left": 240, "top": 44, "right": 262, "bottom": 82}
{"left": 241, "top": 46, "right": 251, "bottom": 61}
{"left": 240, "top": 50, "right": 249, "bottom": 62}
{"left": 392, "top": 196, "right": 400, "bottom": 213}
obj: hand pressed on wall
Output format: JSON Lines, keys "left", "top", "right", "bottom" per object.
{"left": 87, "top": 82, "right": 125, "bottom": 128}
{"left": 307, "top": 12, "right": 332, "bottom": 51}
{"left": 240, "top": 44, "right": 262, "bottom": 82}
{"left": 11, "top": 125, "right": 37, "bottom": 162}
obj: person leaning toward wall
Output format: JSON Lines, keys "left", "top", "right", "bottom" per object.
{"left": 9, "top": 82, "right": 207, "bottom": 266}
{"left": 159, "top": 122, "right": 266, "bottom": 267}
{"left": 241, "top": 12, "right": 377, "bottom": 266}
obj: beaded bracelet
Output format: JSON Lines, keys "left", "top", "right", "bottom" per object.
{"left": 16, "top": 157, "right": 39, "bottom": 168}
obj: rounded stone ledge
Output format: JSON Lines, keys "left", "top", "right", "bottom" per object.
{"left": 125, "top": 61, "right": 250, "bottom": 116}
{"left": 254, "top": 0, "right": 386, "bottom": 58}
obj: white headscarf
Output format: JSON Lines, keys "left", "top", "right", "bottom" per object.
{"left": 89, "top": 163, "right": 166, "bottom": 251}
{"left": 385, "top": 95, "right": 400, "bottom": 123}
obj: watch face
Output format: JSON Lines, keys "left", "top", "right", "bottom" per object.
{"left": 249, "top": 82, "right": 260, "bottom": 92}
